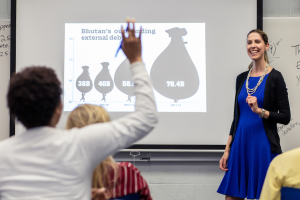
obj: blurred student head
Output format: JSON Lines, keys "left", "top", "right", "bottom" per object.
{"left": 66, "top": 104, "right": 118, "bottom": 189}
{"left": 7, "top": 66, "right": 63, "bottom": 129}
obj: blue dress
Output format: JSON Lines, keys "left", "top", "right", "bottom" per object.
{"left": 217, "top": 74, "right": 278, "bottom": 199}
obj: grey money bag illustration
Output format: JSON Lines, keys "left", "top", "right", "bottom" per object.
{"left": 76, "top": 66, "right": 93, "bottom": 102}
{"left": 114, "top": 59, "right": 135, "bottom": 102}
{"left": 150, "top": 27, "right": 200, "bottom": 102}
{"left": 94, "top": 62, "right": 114, "bottom": 102}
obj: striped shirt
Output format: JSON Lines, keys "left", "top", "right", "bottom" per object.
{"left": 110, "top": 162, "right": 152, "bottom": 200}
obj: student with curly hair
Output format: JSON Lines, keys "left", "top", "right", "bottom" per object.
{"left": 0, "top": 18, "right": 157, "bottom": 200}
{"left": 66, "top": 104, "right": 152, "bottom": 200}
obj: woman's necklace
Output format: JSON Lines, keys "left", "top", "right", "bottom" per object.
{"left": 246, "top": 63, "right": 269, "bottom": 95}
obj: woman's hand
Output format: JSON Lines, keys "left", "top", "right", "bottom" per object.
{"left": 220, "top": 151, "right": 229, "bottom": 171}
{"left": 91, "top": 188, "right": 110, "bottom": 200}
{"left": 246, "top": 94, "right": 261, "bottom": 114}
{"left": 246, "top": 94, "right": 270, "bottom": 118}
{"left": 121, "top": 17, "right": 142, "bottom": 64}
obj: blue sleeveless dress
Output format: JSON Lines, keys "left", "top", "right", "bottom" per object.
{"left": 217, "top": 74, "right": 278, "bottom": 199}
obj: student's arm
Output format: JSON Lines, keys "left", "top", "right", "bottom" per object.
{"left": 74, "top": 19, "right": 158, "bottom": 167}
{"left": 260, "top": 158, "right": 282, "bottom": 200}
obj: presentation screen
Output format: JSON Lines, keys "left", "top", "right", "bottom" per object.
{"left": 64, "top": 23, "right": 206, "bottom": 112}
{"left": 14, "top": 0, "right": 257, "bottom": 147}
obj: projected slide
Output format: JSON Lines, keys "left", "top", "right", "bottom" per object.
{"left": 64, "top": 23, "right": 206, "bottom": 112}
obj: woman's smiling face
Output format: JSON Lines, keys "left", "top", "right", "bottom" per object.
{"left": 247, "top": 32, "right": 269, "bottom": 61}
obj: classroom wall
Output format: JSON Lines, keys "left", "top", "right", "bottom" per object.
{"left": 264, "top": 0, "right": 300, "bottom": 17}
{"left": 0, "top": 0, "right": 10, "bottom": 19}
{"left": 0, "top": 0, "right": 300, "bottom": 199}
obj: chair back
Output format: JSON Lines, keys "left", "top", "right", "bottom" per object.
{"left": 109, "top": 193, "right": 140, "bottom": 200}
{"left": 281, "top": 187, "right": 300, "bottom": 200}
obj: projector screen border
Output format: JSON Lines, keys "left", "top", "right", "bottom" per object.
{"left": 9, "top": 0, "right": 263, "bottom": 150}
{"left": 126, "top": 144, "right": 226, "bottom": 150}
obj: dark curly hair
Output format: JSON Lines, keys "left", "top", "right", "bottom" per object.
{"left": 7, "top": 66, "right": 62, "bottom": 128}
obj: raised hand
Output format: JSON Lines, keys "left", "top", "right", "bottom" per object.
{"left": 121, "top": 17, "right": 142, "bottom": 64}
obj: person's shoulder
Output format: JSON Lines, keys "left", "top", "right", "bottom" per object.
{"left": 280, "top": 147, "right": 300, "bottom": 160}
{"left": 118, "top": 162, "right": 136, "bottom": 168}
{"left": 235, "top": 71, "right": 248, "bottom": 86}
{"left": 237, "top": 71, "right": 248, "bottom": 77}
{"left": 0, "top": 135, "right": 19, "bottom": 147}
{"left": 270, "top": 68, "right": 281, "bottom": 74}
{"left": 271, "top": 147, "right": 300, "bottom": 167}
{"left": 0, "top": 137, "right": 13, "bottom": 148}
{"left": 0, "top": 136, "right": 17, "bottom": 159}
{"left": 236, "top": 71, "right": 248, "bottom": 80}
{"left": 118, "top": 162, "right": 140, "bottom": 172}
{"left": 269, "top": 68, "right": 284, "bottom": 79}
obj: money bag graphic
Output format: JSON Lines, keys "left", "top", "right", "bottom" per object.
{"left": 150, "top": 27, "right": 199, "bottom": 102}
{"left": 94, "top": 62, "right": 114, "bottom": 102}
{"left": 76, "top": 66, "right": 93, "bottom": 102}
{"left": 114, "top": 59, "right": 135, "bottom": 102}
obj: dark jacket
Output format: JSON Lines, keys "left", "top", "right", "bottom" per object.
{"left": 229, "top": 68, "right": 291, "bottom": 154}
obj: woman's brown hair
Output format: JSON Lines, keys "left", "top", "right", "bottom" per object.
{"left": 66, "top": 104, "right": 118, "bottom": 189}
{"left": 247, "top": 29, "right": 270, "bottom": 70}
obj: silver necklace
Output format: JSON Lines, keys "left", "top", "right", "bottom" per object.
{"left": 246, "top": 63, "right": 269, "bottom": 95}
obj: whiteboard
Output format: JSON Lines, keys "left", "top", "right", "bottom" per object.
{"left": 0, "top": 19, "right": 10, "bottom": 141}
{"left": 264, "top": 18, "right": 300, "bottom": 152}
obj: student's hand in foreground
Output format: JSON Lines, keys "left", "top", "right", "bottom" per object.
{"left": 121, "top": 17, "right": 142, "bottom": 64}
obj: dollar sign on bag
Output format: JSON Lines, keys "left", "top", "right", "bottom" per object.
{"left": 150, "top": 27, "right": 199, "bottom": 102}
{"left": 114, "top": 59, "right": 135, "bottom": 102}
{"left": 76, "top": 66, "right": 93, "bottom": 102}
{"left": 94, "top": 62, "right": 114, "bottom": 102}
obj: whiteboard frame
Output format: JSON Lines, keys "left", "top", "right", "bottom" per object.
{"left": 9, "top": 0, "right": 263, "bottom": 150}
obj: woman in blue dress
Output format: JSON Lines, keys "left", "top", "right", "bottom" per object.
{"left": 217, "top": 29, "right": 291, "bottom": 200}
